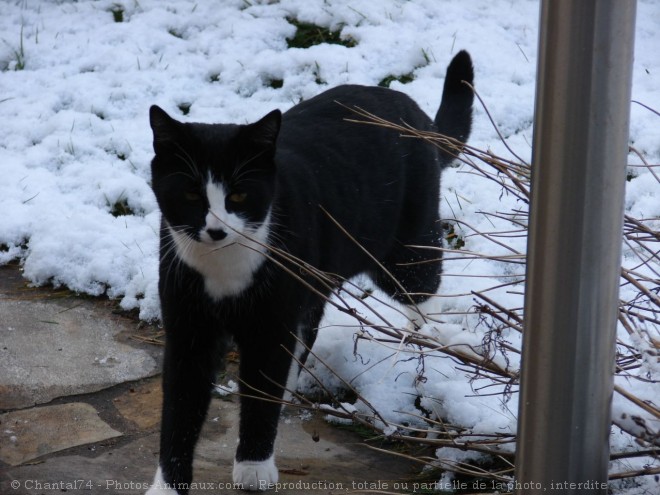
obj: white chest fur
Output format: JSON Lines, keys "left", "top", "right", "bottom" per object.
{"left": 168, "top": 214, "right": 271, "bottom": 300}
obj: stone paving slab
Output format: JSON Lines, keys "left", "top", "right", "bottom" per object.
{"left": 0, "top": 431, "right": 159, "bottom": 495}
{"left": 1, "top": 397, "right": 415, "bottom": 495}
{"left": 0, "top": 291, "right": 159, "bottom": 410}
{"left": 0, "top": 402, "right": 122, "bottom": 466}
{"left": 112, "top": 378, "right": 162, "bottom": 430}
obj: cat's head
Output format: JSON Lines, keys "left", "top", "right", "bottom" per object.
{"left": 149, "top": 105, "right": 281, "bottom": 248}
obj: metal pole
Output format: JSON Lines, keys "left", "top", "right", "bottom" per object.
{"left": 515, "top": 1, "right": 636, "bottom": 493}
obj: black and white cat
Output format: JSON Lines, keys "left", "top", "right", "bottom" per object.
{"left": 146, "top": 51, "right": 473, "bottom": 493}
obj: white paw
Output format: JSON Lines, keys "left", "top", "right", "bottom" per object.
{"left": 233, "top": 455, "right": 278, "bottom": 491}
{"left": 145, "top": 467, "right": 179, "bottom": 495}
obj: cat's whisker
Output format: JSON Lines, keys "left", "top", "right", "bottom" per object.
{"left": 231, "top": 149, "right": 269, "bottom": 183}
{"left": 205, "top": 242, "right": 241, "bottom": 255}
{"left": 173, "top": 142, "right": 203, "bottom": 182}
{"left": 161, "top": 224, "right": 200, "bottom": 289}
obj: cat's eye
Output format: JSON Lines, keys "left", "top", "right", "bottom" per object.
{"left": 184, "top": 191, "right": 202, "bottom": 202}
{"left": 228, "top": 192, "right": 247, "bottom": 203}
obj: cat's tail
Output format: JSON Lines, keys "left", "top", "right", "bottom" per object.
{"left": 434, "top": 50, "right": 474, "bottom": 164}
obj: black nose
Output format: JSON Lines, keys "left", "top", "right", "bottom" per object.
{"left": 207, "top": 228, "right": 227, "bottom": 241}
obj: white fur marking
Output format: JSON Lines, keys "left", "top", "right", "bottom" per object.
{"left": 405, "top": 297, "right": 443, "bottom": 330}
{"left": 145, "top": 467, "right": 179, "bottom": 495}
{"left": 170, "top": 181, "right": 271, "bottom": 300}
{"left": 233, "top": 455, "right": 278, "bottom": 491}
{"left": 202, "top": 181, "right": 246, "bottom": 240}
{"left": 282, "top": 335, "right": 305, "bottom": 403}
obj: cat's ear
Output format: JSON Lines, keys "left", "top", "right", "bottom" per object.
{"left": 149, "top": 105, "right": 180, "bottom": 151}
{"left": 244, "top": 109, "right": 282, "bottom": 149}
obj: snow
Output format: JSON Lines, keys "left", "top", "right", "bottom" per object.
{"left": 0, "top": 0, "right": 658, "bottom": 491}
{"left": 214, "top": 379, "right": 239, "bottom": 397}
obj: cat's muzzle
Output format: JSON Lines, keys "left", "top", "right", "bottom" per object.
{"left": 206, "top": 228, "right": 228, "bottom": 241}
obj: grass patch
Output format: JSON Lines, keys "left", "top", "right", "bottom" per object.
{"left": 107, "top": 145, "right": 129, "bottom": 162}
{"left": 286, "top": 18, "right": 356, "bottom": 49}
{"left": 442, "top": 222, "right": 465, "bottom": 249}
{"left": 312, "top": 61, "right": 325, "bottom": 85}
{"left": 168, "top": 28, "right": 185, "bottom": 39}
{"left": 107, "top": 196, "right": 134, "bottom": 217}
{"left": 177, "top": 102, "right": 192, "bottom": 115}
{"left": 0, "top": 239, "right": 28, "bottom": 254}
{"left": 110, "top": 4, "right": 124, "bottom": 23}
{"left": 378, "top": 49, "right": 432, "bottom": 88}
{"left": 266, "top": 78, "right": 284, "bottom": 89}
{"left": 13, "top": 26, "right": 26, "bottom": 70}
{"left": 2, "top": 24, "right": 26, "bottom": 71}
{"left": 378, "top": 72, "right": 415, "bottom": 88}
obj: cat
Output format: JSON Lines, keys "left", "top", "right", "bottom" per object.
{"left": 146, "top": 50, "right": 473, "bottom": 494}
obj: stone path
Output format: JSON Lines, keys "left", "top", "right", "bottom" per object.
{"left": 0, "top": 264, "right": 417, "bottom": 494}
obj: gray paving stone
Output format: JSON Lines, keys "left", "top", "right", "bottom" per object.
{"left": 0, "top": 431, "right": 158, "bottom": 495}
{"left": 112, "top": 377, "right": 162, "bottom": 430}
{"left": 0, "top": 298, "right": 158, "bottom": 409}
{"left": 1, "top": 398, "right": 416, "bottom": 495}
{"left": 0, "top": 402, "right": 122, "bottom": 466}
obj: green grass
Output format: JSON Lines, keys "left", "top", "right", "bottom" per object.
{"left": 0, "top": 240, "right": 27, "bottom": 253}
{"left": 378, "top": 72, "right": 415, "bottom": 88}
{"left": 177, "top": 102, "right": 192, "bottom": 115}
{"left": 168, "top": 28, "right": 185, "bottom": 39}
{"left": 2, "top": 24, "right": 26, "bottom": 71}
{"left": 378, "top": 49, "right": 433, "bottom": 88}
{"left": 442, "top": 222, "right": 466, "bottom": 249}
{"left": 312, "top": 61, "right": 325, "bottom": 85}
{"left": 286, "top": 18, "right": 356, "bottom": 49}
{"left": 110, "top": 4, "right": 124, "bottom": 23}
{"left": 107, "top": 195, "right": 134, "bottom": 217}
{"left": 266, "top": 78, "right": 284, "bottom": 89}
{"left": 14, "top": 27, "right": 26, "bottom": 70}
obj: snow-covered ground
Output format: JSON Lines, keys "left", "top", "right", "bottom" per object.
{"left": 1, "top": 0, "right": 658, "bottom": 491}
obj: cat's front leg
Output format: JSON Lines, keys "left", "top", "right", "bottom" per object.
{"left": 232, "top": 338, "right": 297, "bottom": 491}
{"left": 146, "top": 317, "right": 222, "bottom": 495}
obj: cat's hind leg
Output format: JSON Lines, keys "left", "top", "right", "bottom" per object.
{"left": 282, "top": 303, "right": 323, "bottom": 402}
{"left": 371, "top": 238, "right": 444, "bottom": 330}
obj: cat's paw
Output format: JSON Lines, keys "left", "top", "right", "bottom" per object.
{"left": 233, "top": 455, "right": 278, "bottom": 491}
{"left": 145, "top": 467, "right": 179, "bottom": 495}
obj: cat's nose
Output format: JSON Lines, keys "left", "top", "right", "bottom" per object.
{"left": 206, "top": 228, "right": 227, "bottom": 241}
